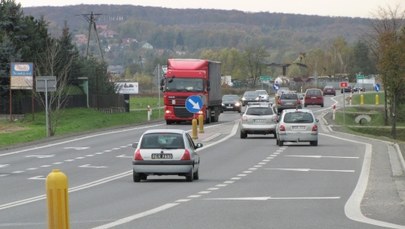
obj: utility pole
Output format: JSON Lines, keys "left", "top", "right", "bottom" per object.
{"left": 81, "top": 12, "right": 104, "bottom": 61}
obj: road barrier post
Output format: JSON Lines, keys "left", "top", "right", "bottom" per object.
{"left": 46, "top": 169, "right": 70, "bottom": 229}
{"left": 192, "top": 118, "right": 198, "bottom": 139}
{"left": 360, "top": 94, "right": 364, "bottom": 105}
{"left": 332, "top": 104, "right": 336, "bottom": 120}
{"left": 375, "top": 94, "right": 380, "bottom": 105}
{"left": 198, "top": 114, "right": 204, "bottom": 133}
{"left": 147, "top": 105, "right": 152, "bottom": 121}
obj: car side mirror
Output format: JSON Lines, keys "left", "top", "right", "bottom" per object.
{"left": 316, "top": 119, "right": 319, "bottom": 123}
{"left": 195, "top": 143, "right": 203, "bottom": 149}
{"left": 132, "top": 142, "right": 138, "bottom": 148}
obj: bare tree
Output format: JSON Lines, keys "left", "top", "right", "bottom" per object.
{"left": 34, "top": 39, "right": 74, "bottom": 137}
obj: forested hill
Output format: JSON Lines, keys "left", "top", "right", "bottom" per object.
{"left": 22, "top": 4, "right": 373, "bottom": 54}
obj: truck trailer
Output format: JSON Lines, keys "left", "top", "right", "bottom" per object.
{"left": 161, "top": 59, "right": 222, "bottom": 124}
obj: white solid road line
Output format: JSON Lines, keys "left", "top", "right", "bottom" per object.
{"left": 91, "top": 203, "right": 179, "bottom": 229}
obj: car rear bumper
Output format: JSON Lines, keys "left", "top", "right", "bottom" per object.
{"left": 240, "top": 124, "right": 277, "bottom": 134}
{"left": 133, "top": 160, "right": 196, "bottom": 174}
{"left": 278, "top": 132, "right": 318, "bottom": 142}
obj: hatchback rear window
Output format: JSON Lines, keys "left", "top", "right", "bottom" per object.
{"left": 141, "top": 133, "right": 184, "bottom": 149}
{"left": 280, "top": 93, "right": 298, "bottom": 99}
{"left": 283, "top": 112, "right": 314, "bottom": 123}
{"left": 246, "top": 107, "right": 273, "bottom": 115}
{"left": 306, "top": 90, "right": 322, "bottom": 96}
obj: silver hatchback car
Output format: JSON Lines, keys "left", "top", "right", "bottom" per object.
{"left": 276, "top": 109, "right": 319, "bottom": 146}
{"left": 132, "top": 129, "right": 202, "bottom": 182}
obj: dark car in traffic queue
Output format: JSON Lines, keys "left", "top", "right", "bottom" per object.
{"left": 323, "top": 85, "right": 336, "bottom": 96}
{"left": 275, "top": 92, "right": 302, "bottom": 114}
{"left": 341, "top": 85, "right": 352, "bottom": 93}
{"left": 241, "top": 90, "right": 260, "bottom": 106}
{"left": 221, "top": 94, "right": 242, "bottom": 113}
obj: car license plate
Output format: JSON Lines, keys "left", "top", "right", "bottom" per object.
{"left": 292, "top": 126, "right": 306, "bottom": 130}
{"left": 151, "top": 153, "right": 173, "bottom": 159}
{"left": 227, "top": 106, "right": 233, "bottom": 108}
{"left": 254, "top": 119, "right": 265, "bottom": 123}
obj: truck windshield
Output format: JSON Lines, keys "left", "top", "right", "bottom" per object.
{"left": 165, "top": 78, "right": 204, "bottom": 92}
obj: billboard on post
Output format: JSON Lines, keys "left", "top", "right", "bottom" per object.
{"left": 10, "top": 62, "right": 34, "bottom": 90}
{"left": 114, "top": 82, "right": 139, "bottom": 94}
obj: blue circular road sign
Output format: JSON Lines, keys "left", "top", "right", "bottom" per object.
{"left": 185, "top": 95, "right": 203, "bottom": 113}
{"left": 374, "top": 83, "right": 380, "bottom": 92}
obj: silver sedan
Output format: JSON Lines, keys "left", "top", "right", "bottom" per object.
{"left": 132, "top": 129, "right": 202, "bottom": 182}
{"left": 276, "top": 109, "right": 319, "bottom": 146}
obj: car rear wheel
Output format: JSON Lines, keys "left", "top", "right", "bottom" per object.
{"left": 278, "top": 140, "right": 284, "bottom": 146}
{"left": 310, "top": 141, "right": 318, "bottom": 146}
{"left": 185, "top": 170, "right": 194, "bottom": 182}
{"left": 193, "top": 169, "right": 199, "bottom": 180}
{"left": 240, "top": 131, "right": 247, "bottom": 139}
{"left": 133, "top": 170, "right": 141, "bottom": 182}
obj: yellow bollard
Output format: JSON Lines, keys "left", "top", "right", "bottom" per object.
{"left": 360, "top": 94, "right": 364, "bottom": 105}
{"left": 198, "top": 114, "right": 204, "bottom": 133}
{"left": 192, "top": 118, "right": 198, "bottom": 139}
{"left": 375, "top": 94, "right": 380, "bottom": 105}
{"left": 46, "top": 169, "right": 70, "bottom": 229}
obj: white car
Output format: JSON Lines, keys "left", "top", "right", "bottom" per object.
{"left": 240, "top": 102, "right": 278, "bottom": 139}
{"left": 276, "top": 109, "right": 319, "bottom": 146}
{"left": 256, "top": 89, "right": 270, "bottom": 102}
{"left": 132, "top": 129, "right": 202, "bottom": 182}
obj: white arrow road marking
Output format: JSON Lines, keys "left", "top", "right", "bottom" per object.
{"left": 285, "top": 155, "right": 359, "bottom": 159}
{"left": 0, "top": 164, "right": 9, "bottom": 168}
{"left": 117, "top": 154, "right": 132, "bottom": 158}
{"left": 25, "top": 155, "right": 55, "bottom": 159}
{"left": 189, "top": 99, "right": 201, "bottom": 110}
{"left": 64, "top": 147, "right": 89, "bottom": 150}
{"left": 79, "top": 164, "right": 107, "bottom": 169}
{"left": 265, "top": 168, "right": 355, "bottom": 173}
{"left": 28, "top": 176, "right": 46, "bottom": 180}
{"left": 205, "top": 196, "right": 341, "bottom": 201}
{"left": 0, "top": 170, "right": 131, "bottom": 210}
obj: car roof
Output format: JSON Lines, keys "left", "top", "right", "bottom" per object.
{"left": 246, "top": 102, "right": 272, "bottom": 107}
{"left": 223, "top": 94, "right": 239, "bottom": 97}
{"left": 306, "top": 88, "right": 322, "bottom": 91}
{"left": 143, "top": 129, "right": 186, "bottom": 135}
{"left": 282, "top": 108, "right": 314, "bottom": 114}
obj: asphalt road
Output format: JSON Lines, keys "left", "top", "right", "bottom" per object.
{"left": 0, "top": 96, "right": 404, "bottom": 228}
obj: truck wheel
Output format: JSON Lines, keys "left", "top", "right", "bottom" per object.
{"left": 205, "top": 109, "right": 211, "bottom": 124}
{"left": 166, "top": 120, "right": 173, "bottom": 125}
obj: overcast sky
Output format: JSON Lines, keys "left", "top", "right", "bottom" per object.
{"left": 16, "top": 0, "right": 401, "bottom": 18}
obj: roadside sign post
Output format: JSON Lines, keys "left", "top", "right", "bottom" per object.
{"left": 339, "top": 81, "right": 349, "bottom": 125}
{"left": 36, "top": 76, "right": 57, "bottom": 137}
{"left": 185, "top": 95, "right": 203, "bottom": 139}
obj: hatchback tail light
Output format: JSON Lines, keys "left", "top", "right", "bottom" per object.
{"left": 181, "top": 149, "right": 191, "bottom": 160}
{"left": 134, "top": 149, "right": 143, "bottom": 160}
{"left": 279, "top": 124, "right": 286, "bottom": 132}
{"left": 312, "top": 124, "right": 318, "bottom": 132}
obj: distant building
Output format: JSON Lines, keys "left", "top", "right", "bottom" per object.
{"left": 74, "top": 34, "right": 88, "bottom": 45}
